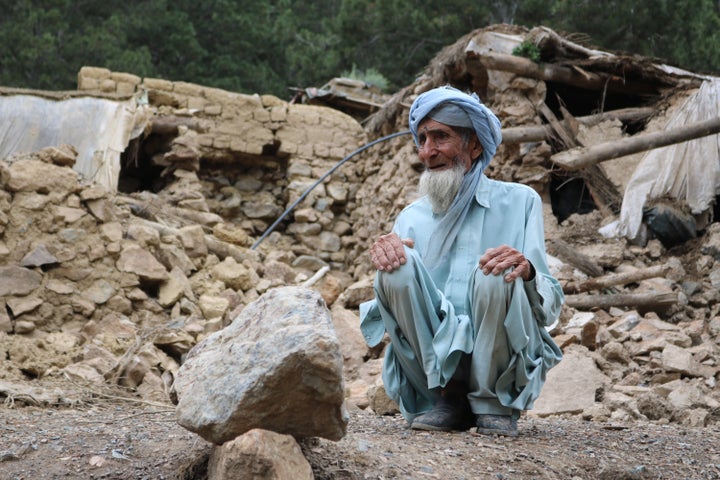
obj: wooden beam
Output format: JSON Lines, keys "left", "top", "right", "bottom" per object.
{"left": 563, "top": 264, "right": 672, "bottom": 294}
{"left": 501, "top": 107, "right": 655, "bottom": 144}
{"left": 564, "top": 291, "right": 678, "bottom": 310}
{"left": 466, "top": 51, "right": 660, "bottom": 95}
{"left": 550, "top": 116, "right": 720, "bottom": 171}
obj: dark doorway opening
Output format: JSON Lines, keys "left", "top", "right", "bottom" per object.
{"left": 550, "top": 172, "right": 597, "bottom": 223}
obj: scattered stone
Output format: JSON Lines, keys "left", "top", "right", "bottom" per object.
{"left": 532, "top": 346, "right": 609, "bottom": 417}
{"left": 115, "top": 245, "right": 167, "bottom": 282}
{"left": 20, "top": 244, "right": 58, "bottom": 267}
{"left": 367, "top": 378, "right": 400, "bottom": 416}
{"left": 0, "top": 266, "right": 42, "bottom": 296}
{"left": 207, "top": 429, "right": 314, "bottom": 480}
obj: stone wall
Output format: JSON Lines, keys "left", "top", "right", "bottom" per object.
{"left": 77, "top": 66, "right": 368, "bottom": 272}
{"left": 0, "top": 146, "right": 358, "bottom": 398}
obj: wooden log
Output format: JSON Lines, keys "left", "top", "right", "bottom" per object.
{"left": 564, "top": 291, "right": 678, "bottom": 311}
{"left": 117, "top": 195, "right": 223, "bottom": 227}
{"left": 466, "top": 51, "right": 660, "bottom": 95}
{"left": 150, "top": 116, "right": 206, "bottom": 135}
{"left": 502, "top": 107, "right": 655, "bottom": 144}
{"left": 528, "top": 26, "right": 612, "bottom": 60}
{"left": 546, "top": 238, "right": 604, "bottom": 277}
{"left": 551, "top": 116, "right": 720, "bottom": 171}
{"left": 502, "top": 124, "right": 553, "bottom": 144}
{"left": 563, "top": 264, "right": 672, "bottom": 294}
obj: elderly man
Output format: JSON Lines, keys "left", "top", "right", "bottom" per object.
{"left": 360, "top": 86, "right": 563, "bottom": 436}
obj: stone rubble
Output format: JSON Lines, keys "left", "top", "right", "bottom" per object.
{"left": 207, "top": 429, "right": 314, "bottom": 480}
{"left": 1, "top": 133, "right": 720, "bottom": 432}
{"left": 2, "top": 28, "right": 720, "bottom": 475}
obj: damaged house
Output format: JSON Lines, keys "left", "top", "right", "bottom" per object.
{"left": 1, "top": 24, "right": 720, "bottom": 429}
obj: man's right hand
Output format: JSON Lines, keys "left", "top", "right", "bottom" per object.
{"left": 370, "top": 233, "right": 415, "bottom": 272}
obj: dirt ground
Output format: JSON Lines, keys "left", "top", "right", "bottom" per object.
{"left": 2, "top": 378, "right": 720, "bottom": 480}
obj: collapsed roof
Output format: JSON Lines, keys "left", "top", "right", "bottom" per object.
{"left": 359, "top": 24, "right": 719, "bottom": 249}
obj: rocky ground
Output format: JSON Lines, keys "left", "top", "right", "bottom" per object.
{"left": 3, "top": 26, "right": 720, "bottom": 480}
{"left": 2, "top": 377, "right": 720, "bottom": 480}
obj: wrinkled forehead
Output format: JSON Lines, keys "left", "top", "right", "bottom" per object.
{"left": 418, "top": 117, "right": 452, "bottom": 131}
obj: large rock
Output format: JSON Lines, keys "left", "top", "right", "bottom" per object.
{"left": 174, "top": 286, "right": 347, "bottom": 444}
{"left": 531, "top": 345, "right": 609, "bottom": 417}
{"left": 207, "top": 429, "right": 314, "bottom": 480}
{"left": 5, "top": 158, "right": 80, "bottom": 193}
{"left": 0, "top": 266, "right": 42, "bottom": 296}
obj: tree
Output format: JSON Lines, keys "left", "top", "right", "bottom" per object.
{"left": 0, "top": 0, "right": 718, "bottom": 97}
{"left": 334, "top": 0, "right": 492, "bottom": 91}
{"left": 516, "top": 0, "right": 720, "bottom": 73}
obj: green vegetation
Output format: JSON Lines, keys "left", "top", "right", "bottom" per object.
{"left": 340, "top": 65, "right": 389, "bottom": 91}
{"left": 1, "top": 0, "right": 718, "bottom": 98}
{"left": 512, "top": 40, "right": 542, "bottom": 63}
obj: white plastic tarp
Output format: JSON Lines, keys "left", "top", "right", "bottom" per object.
{"left": 618, "top": 79, "right": 720, "bottom": 241}
{"left": 0, "top": 94, "right": 150, "bottom": 191}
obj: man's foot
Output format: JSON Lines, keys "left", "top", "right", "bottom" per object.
{"left": 475, "top": 414, "right": 518, "bottom": 437}
{"left": 411, "top": 392, "right": 473, "bottom": 432}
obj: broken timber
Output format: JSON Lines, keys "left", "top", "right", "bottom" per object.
{"left": 564, "top": 291, "right": 678, "bottom": 311}
{"left": 563, "top": 264, "right": 672, "bottom": 294}
{"left": 501, "top": 107, "right": 654, "bottom": 144}
{"left": 551, "top": 116, "right": 720, "bottom": 171}
{"left": 465, "top": 51, "right": 661, "bottom": 95}
{"left": 546, "top": 238, "right": 604, "bottom": 278}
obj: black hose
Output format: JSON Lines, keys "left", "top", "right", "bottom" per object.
{"left": 251, "top": 129, "right": 411, "bottom": 250}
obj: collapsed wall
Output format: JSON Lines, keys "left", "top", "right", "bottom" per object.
{"left": 0, "top": 143, "right": 369, "bottom": 400}
{"left": 76, "top": 66, "right": 369, "bottom": 273}
{"left": 0, "top": 66, "right": 378, "bottom": 398}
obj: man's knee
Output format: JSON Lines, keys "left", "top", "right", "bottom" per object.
{"left": 470, "top": 267, "right": 514, "bottom": 305}
{"left": 376, "top": 247, "right": 421, "bottom": 293}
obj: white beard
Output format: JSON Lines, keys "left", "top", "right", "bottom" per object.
{"left": 418, "top": 161, "right": 466, "bottom": 215}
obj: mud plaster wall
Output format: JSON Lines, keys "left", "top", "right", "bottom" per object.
{"left": 77, "top": 66, "right": 369, "bottom": 273}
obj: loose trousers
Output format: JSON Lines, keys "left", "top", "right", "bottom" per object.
{"left": 374, "top": 248, "right": 562, "bottom": 422}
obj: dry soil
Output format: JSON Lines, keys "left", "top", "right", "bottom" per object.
{"left": 1, "top": 378, "right": 719, "bottom": 480}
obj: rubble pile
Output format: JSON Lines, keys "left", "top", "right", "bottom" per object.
{"left": 1, "top": 24, "right": 720, "bottom": 451}
{"left": 77, "top": 66, "right": 369, "bottom": 272}
{"left": 0, "top": 146, "right": 359, "bottom": 403}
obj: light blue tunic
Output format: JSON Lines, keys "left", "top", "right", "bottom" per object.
{"left": 360, "top": 174, "right": 563, "bottom": 421}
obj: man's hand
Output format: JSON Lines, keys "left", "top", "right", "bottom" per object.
{"left": 480, "top": 245, "right": 535, "bottom": 282}
{"left": 370, "top": 233, "right": 415, "bottom": 272}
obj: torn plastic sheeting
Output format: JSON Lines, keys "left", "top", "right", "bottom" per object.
{"left": 0, "top": 94, "right": 150, "bottom": 192}
{"left": 618, "top": 78, "right": 720, "bottom": 242}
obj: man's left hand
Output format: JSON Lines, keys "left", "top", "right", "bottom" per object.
{"left": 479, "top": 245, "right": 535, "bottom": 282}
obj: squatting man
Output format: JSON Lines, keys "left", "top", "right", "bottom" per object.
{"left": 360, "top": 86, "right": 563, "bottom": 436}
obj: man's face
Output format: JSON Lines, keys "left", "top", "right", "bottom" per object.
{"left": 416, "top": 119, "right": 482, "bottom": 173}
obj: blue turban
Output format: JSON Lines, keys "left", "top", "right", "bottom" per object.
{"left": 407, "top": 86, "right": 503, "bottom": 270}
{"left": 409, "top": 85, "right": 502, "bottom": 171}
